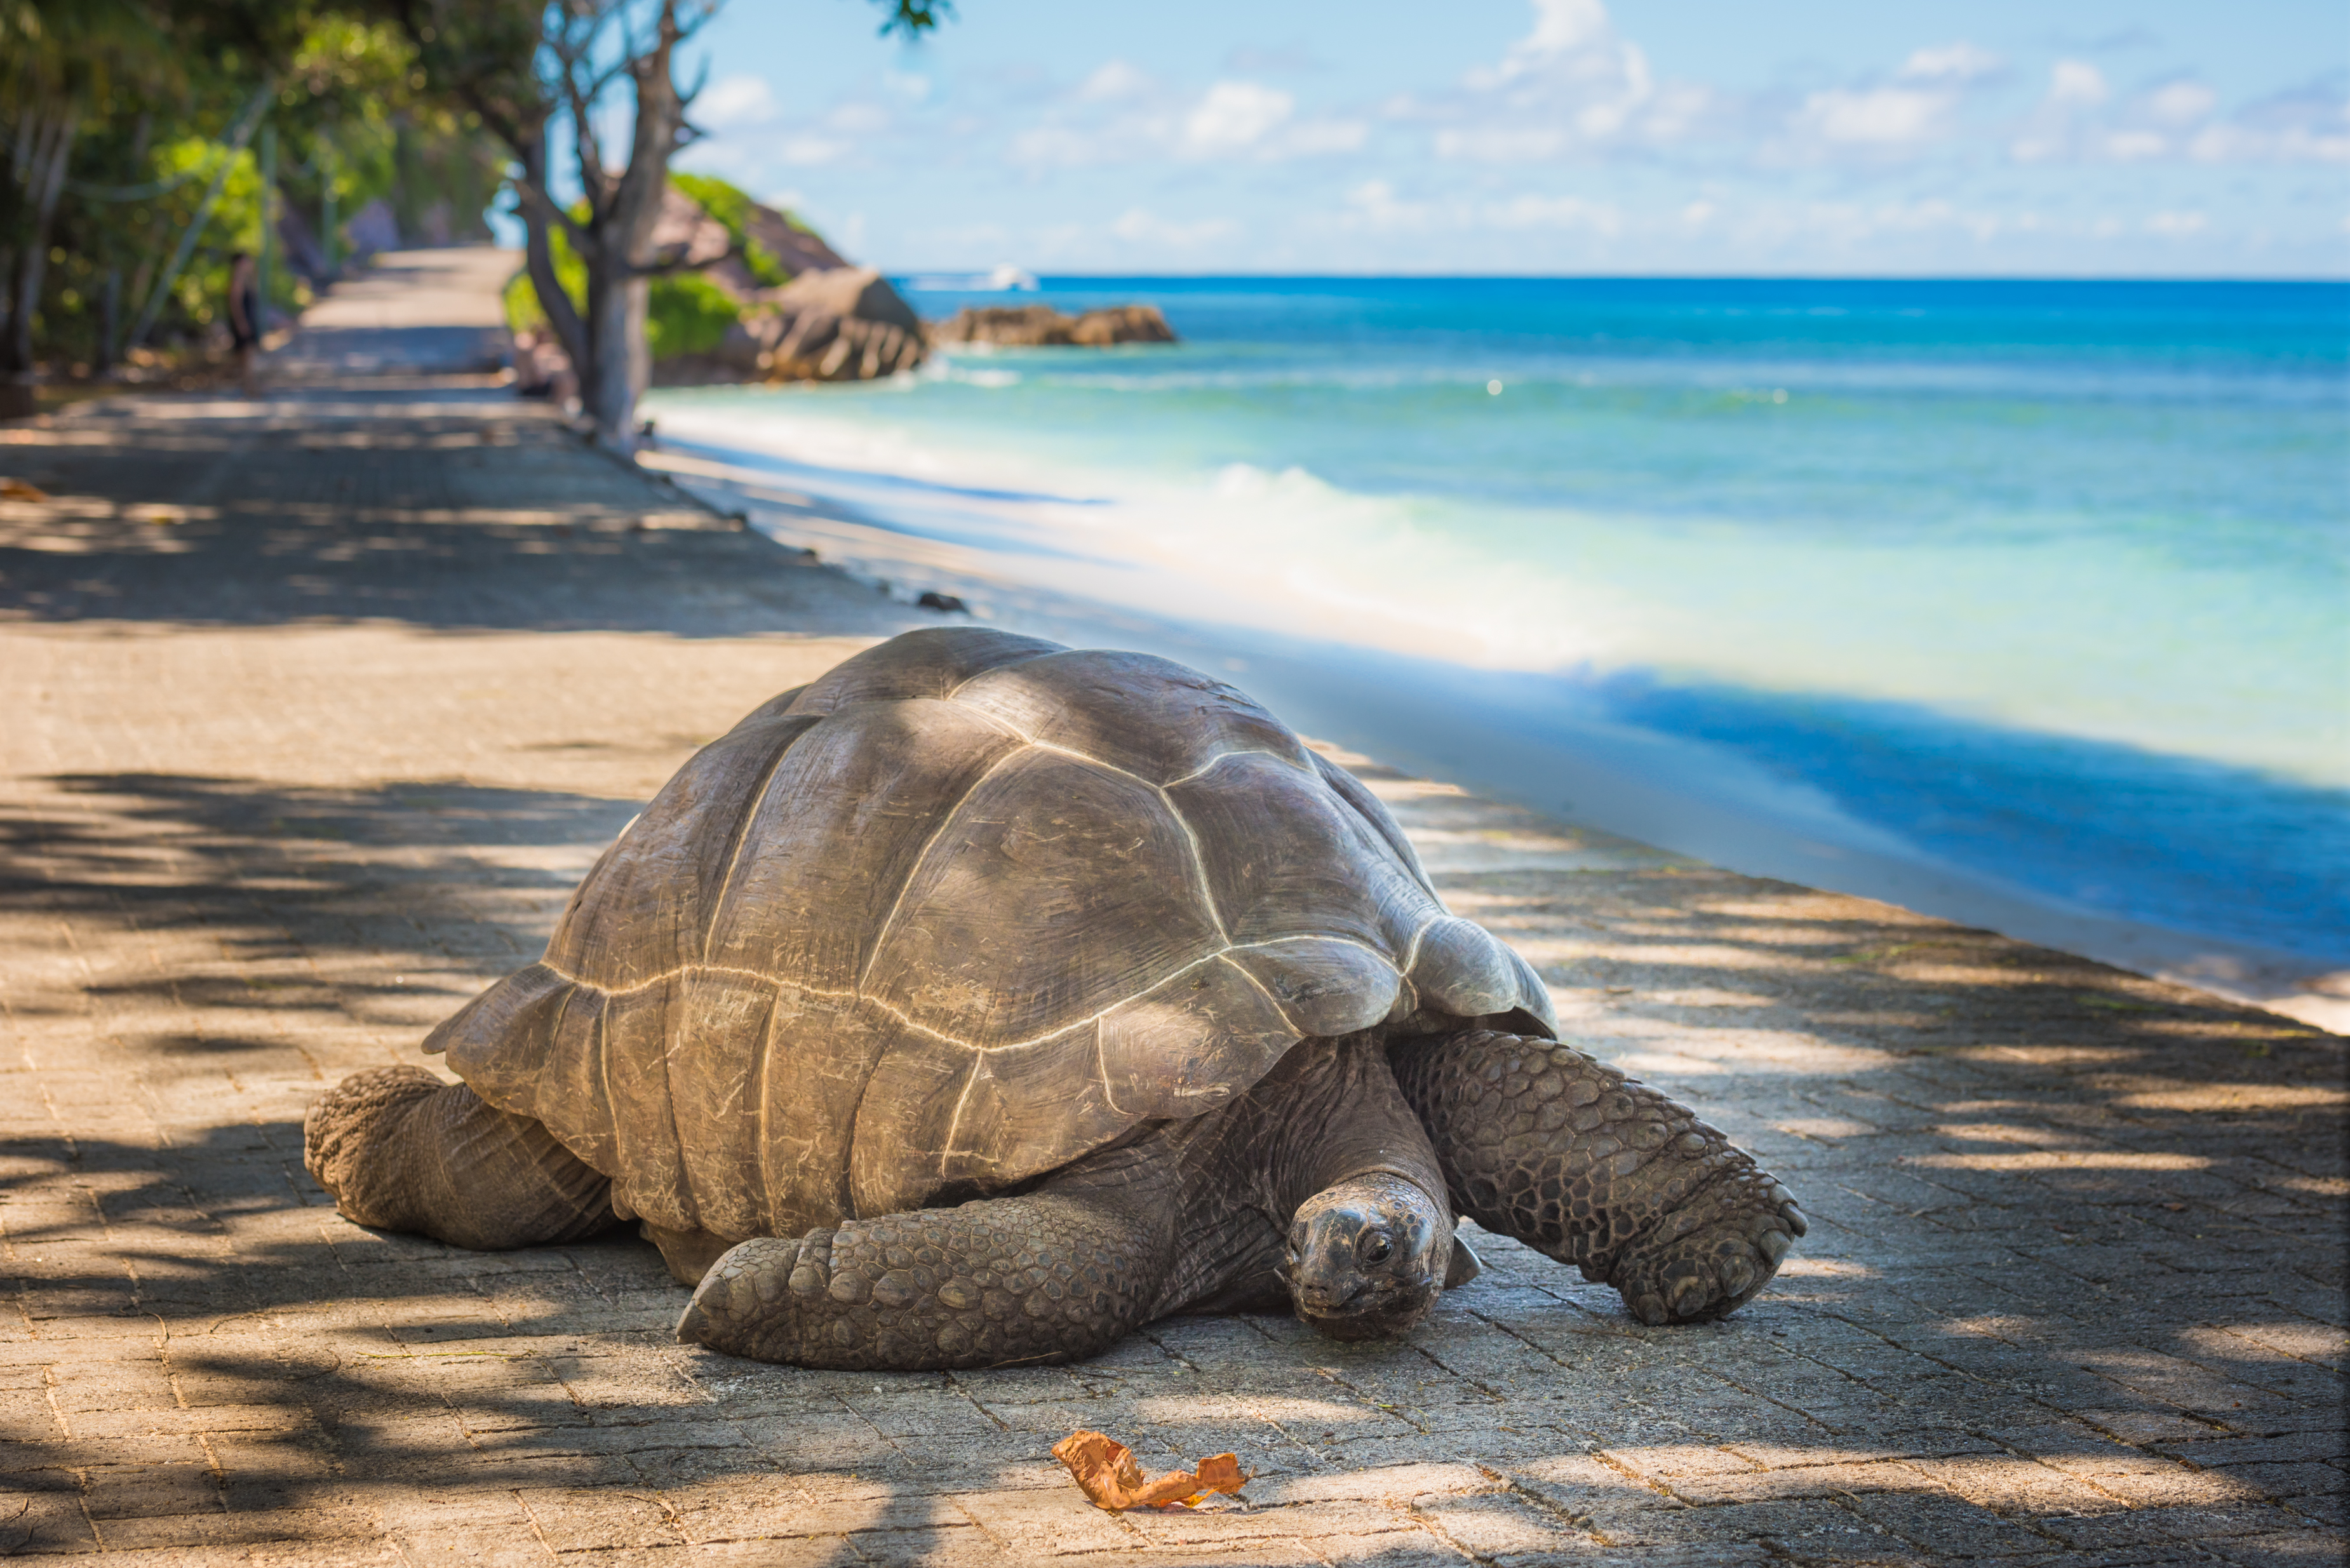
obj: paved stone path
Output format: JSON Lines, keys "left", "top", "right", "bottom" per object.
{"left": 0, "top": 256, "right": 2341, "bottom": 1565}
{"left": 267, "top": 249, "right": 516, "bottom": 380}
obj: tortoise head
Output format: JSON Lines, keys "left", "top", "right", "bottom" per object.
{"left": 1283, "top": 1172, "right": 1450, "bottom": 1342}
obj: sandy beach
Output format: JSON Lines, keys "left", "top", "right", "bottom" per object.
{"left": 0, "top": 250, "right": 2341, "bottom": 1564}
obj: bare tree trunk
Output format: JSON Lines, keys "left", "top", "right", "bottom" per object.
{"left": 582, "top": 267, "right": 641, "bottom": 444}
{"left": 0, "top": 108, "right": 37, "bottom": 345}
{"left": 4, "top": 105, "right": 78, "bottom": 376}
{"left": 96, "top": 268, "right": 120, "bottom": 375}
{"left": 516, "top": 130, "right": 585, "bottom": 373}
{"left": 570, "top": 2, "right": 690, "bottom": 450}
{"left": 95, "top": 111, "right": 151, "bottom": 376}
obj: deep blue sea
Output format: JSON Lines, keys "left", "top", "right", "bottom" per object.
{"left": 645, "top": 277, "right": 2350, "bottom": 981}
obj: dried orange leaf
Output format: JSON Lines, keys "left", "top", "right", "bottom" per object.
{"left": 1052, "top": 1429, "right": 1249, "bottom": 1511}
{"left": 0, "top": 478, "right": 50, "bottom": 502}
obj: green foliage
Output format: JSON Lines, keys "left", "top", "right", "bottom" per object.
{"left": 502, "top": 269, "right": 545, "bottom": 335}
{"left": 33, "top": 108, "right": 302, "bottom": 365}
{"left": 504, "top": 208, "right": 737, "bottom": 361}
{"left": 13, "top": 6, "right": 506, "bottom": 368}
{"left": 878, "top": 0, "right": 953, "bottom": 38}
{"left": 11, "top": 0, "right": 946, "bottom": 375}
{"left": 647, "top": 270, "right": 739, "bottom": 359}
{"left": 668, "top": 171, "right": 789, "bottom": 287}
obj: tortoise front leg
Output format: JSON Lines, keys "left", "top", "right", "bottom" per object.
{"left": 676, "top": 1189, "right": 1176, "bottom": 1371}
{"left": 1390, "top": 1030, "right": 1806, "bottom": 1325}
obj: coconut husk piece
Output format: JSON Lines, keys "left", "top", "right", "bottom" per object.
{"left": 1052, "top": 1429, "right": 1249, "bottom": 1511}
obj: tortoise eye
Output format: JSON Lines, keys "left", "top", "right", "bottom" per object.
{"left": 1356, "top": 1230, "right": 1393, "bottom": 1266}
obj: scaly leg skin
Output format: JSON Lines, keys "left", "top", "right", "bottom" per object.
{"left": 304, "top": 1066, "right": 616, "bottom": 1250}
{"left": 1390, "top": 1030, "right": 1807, "bottom": 1325}
{"left": 678, "top": 1189, "right": 1175, "bottom": 1371}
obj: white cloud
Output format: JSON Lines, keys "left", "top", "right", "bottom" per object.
{"left": 1431, "top": 0, "right": 1691, "bottom": 161}
{"left": 2011, "top": 70, "right": 2345, "bottom": 167}
{"left": 1079, "top": 60, "right": 1152, "bottom": 101}
{"left": 1009, "top": 126, "right": 1102, "bottom": 168}
{"left": 778, "top": 136, "right": 849, "bottom": 166}
{"left": 2191, "top": 119, "right": 2350, "bottom": 164}
{"left": 1008, "top": 73, "right": 1362, "bottom": 166}
{"left": 1793, "top": 86, "right": 1951, "bottom": 147}
{"left": 697, "top": 75, "right": 777, "bottom": 130}
{"left": 1435, "top": 127, "right": 1567, "bottom": 161}
{"left": 828, "top": 102, "right": 891, "bottom": 135}
{"left": 1477, "top": 0, "right": 1616, "bottom": 86}
{"left": 1110, "top": 207, "right": 1239, "bottom": 248}
{"left": 1778, "top": 41, "right": 2008, "bottom": 157}
{"left": 1345, "top": 179, "right": 1432, "bottom": 232}
{"left": 1900, "top": 43, "right": 2002, "bottom": 82}
{"left": 1487, "top": 194, "right": 1621, "bottom": 234}
{"left": 1183, "top": 81, "right": 1294, "bottom": 155}
{"left": 2146, "top": 210, "right": 2209, "bottom": 236}
{"left": 2049, "top": 60, "right": 2109, "bottom": 107}
{"left": 1282, "top": 118, "right": 1369, "bottom": 154}
{"left": 2104, "top": 130, "right": 2167, "bottom": 161}
{"left": 2147, "top": 80, "right": 2217, "bottom": 126}
{"left": 2192, "top": 81, "right": 2350, "bottom": 163}
{"left": 1427, "top": 4, "right": 2010, "bottom": 166}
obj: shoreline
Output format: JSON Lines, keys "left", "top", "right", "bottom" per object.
{"left": 638, "top": 429, "right": 2348, "bottom": 1035}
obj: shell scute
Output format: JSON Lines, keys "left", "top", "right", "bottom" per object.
{"left": 860, "top": 749, "right": 1223, "bottom": 1044}
{"left": 788, "top": 627, "right": 1061, "bottom": 715}
{"left": 665, "top": 972, "right": 779, "bottom": 1239}
{"left": 702, "top": 697, "right": 1025, "bottom": 991}
{"left": 544, "top": 713, "right": 821, "bottom": 989}
{"left": 845, "top": 1024, "right": 977, "bottom": 1218}
{"left": 901, "top": 1026, "right": 1124, "bottom": 1202}
{"left": 1169, "top": 750, "right": 1436, "bottom": 954}
{"left": 951, "top": 648, "right": 1308, "bottom": 786}
{"left": 1229, "top": 937, "right": 1406, "bottom": 1040}
{"left": 601, "top": 981, "right": 690, "bottom": 1227}
{"left": 1096, "top": 956, "right": 1295, "bottom": 1120}
{"left": 1312, "top": 749, "right": 1434, "bottom": 891}
{"left": 753, "top": 991, "right": 894, "bottom": 1235}
{"left": 1411, "top": 916, "right": 1559, "bottom": 1033}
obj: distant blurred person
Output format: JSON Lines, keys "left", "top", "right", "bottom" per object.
{"left": 225, "top": 251, "right": 261, "bottom": 394}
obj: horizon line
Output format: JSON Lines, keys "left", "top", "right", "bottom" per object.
{"left": 883, "top": 269, "right": 2350, "bottom": 286}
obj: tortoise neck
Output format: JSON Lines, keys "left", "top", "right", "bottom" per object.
{"left": 1259, "top": 1034, "right": 1449, "bottom": 1221}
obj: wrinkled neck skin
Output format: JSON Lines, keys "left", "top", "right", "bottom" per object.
{"left": 1057, "top": 1031, "right": 1451, "bottom": 1322}
{"left": 1268, "top": 1034, "right": 1451, "bottom": 1212}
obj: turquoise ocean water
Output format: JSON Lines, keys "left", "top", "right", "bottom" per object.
{"left": 645, "top": 278, "right": 2350, "bottom": 982}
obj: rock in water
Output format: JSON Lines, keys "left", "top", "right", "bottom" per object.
{"left": 929, "top": 304, "right": 1177, "bottom": 347}
{"left": 1070, "top": 305, "right": 1179, "bottom": 345}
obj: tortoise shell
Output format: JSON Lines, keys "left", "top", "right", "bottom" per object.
{"left": 427, "top": 629, "right": 1556, "bottom": 1240}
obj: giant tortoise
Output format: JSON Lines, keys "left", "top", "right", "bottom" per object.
{"left": 306, "top": 629, "right": 1805, "bottom": 1369}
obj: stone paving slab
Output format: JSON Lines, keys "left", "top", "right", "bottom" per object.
{"left": 1, "top": 365, "right": 2343, "bottom": 1564}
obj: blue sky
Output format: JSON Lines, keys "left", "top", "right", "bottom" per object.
{"left": 658, "top": 0, "right": 2349, "bottom": 276}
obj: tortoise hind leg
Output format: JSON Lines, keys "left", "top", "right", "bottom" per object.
{"left": 678, "top": 1185, "right": 1176, "bottom": 1372}
{"left": 304, "top": 1066, "right": 616, "bottom": 1250}
{"left": 1390, "top": 1030, "right": 1806, "bottom": 1325}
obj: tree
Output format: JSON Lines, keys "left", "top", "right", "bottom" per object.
{"left": 0, "top": 0, "right": 184, "bottom": 387}
{"left": 4, "top": 1, "right": 500, "bottom": 385}
{"left": 387, "top": 0, "right": 948, "bottom": 452}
